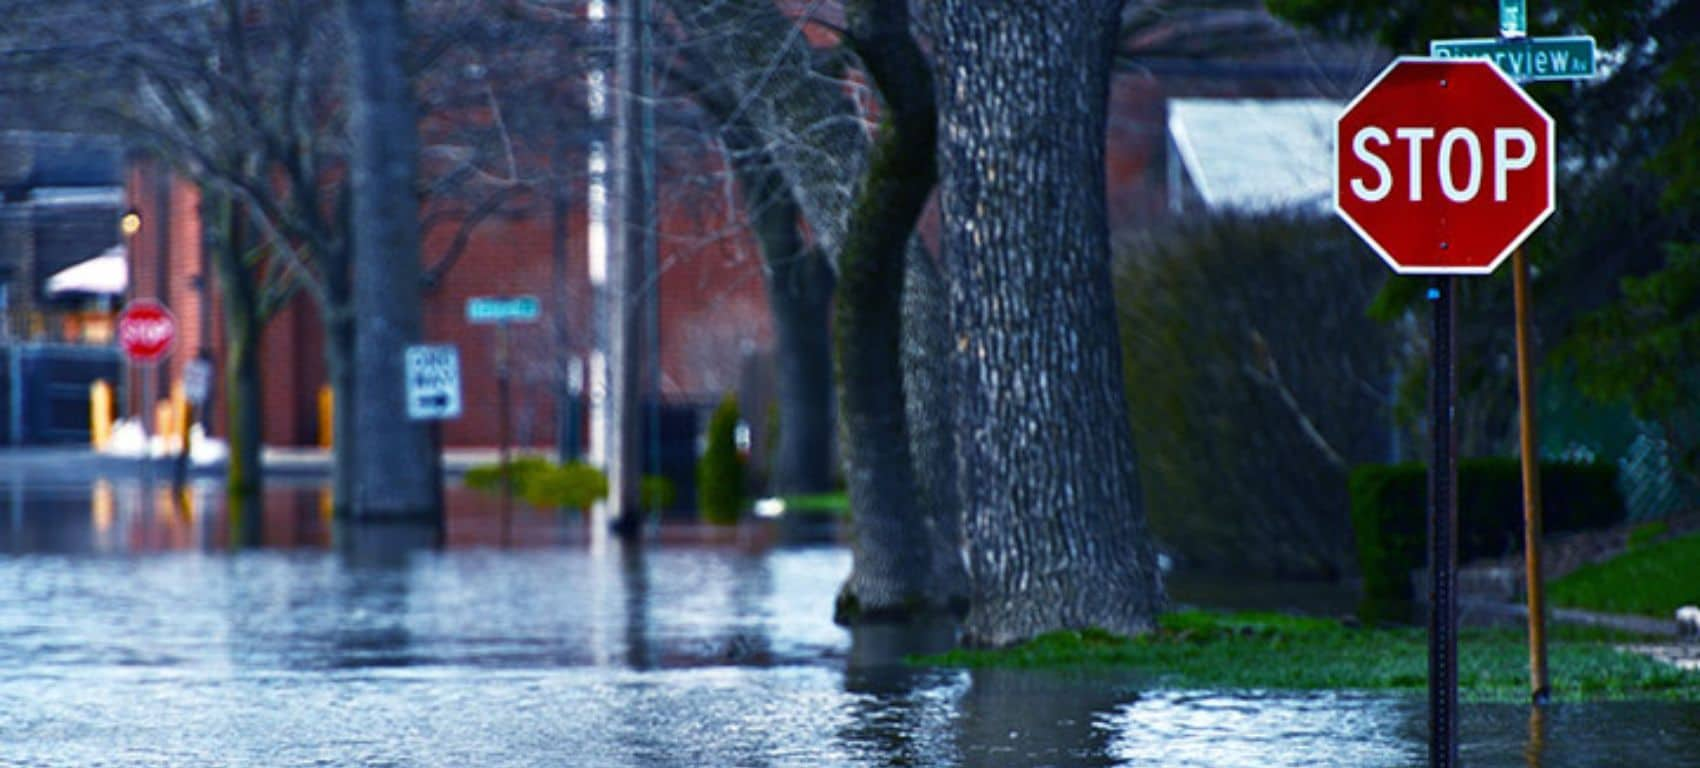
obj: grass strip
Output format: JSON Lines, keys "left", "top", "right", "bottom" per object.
{"left": 914, "top": 610, "right": 1700, "bottom": 702}
{"left": 1550, "top": 530, "right": 1700, "bottom": 618}
{"left": 780, "top": 491, "right": 849, "bottom": 517}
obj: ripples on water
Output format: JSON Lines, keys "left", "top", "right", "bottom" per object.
{"left": 0, "top": 469, "right": 1696, "bottom": 766}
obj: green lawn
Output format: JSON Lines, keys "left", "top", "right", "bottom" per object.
{"left": 1550, "top": 529, "right": 1700, "bottom": 617}
{"left": 915, "top": 610, "right": 1699, "bottom": 701}
{"left": 780, "top": 491, "right": 849, "bottom": 517}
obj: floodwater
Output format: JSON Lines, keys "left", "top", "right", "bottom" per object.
{"left": 1, "top": 457, "right": 1698, "bottom": 766}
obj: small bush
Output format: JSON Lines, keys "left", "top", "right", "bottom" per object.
{"left": 1350, "top": 458, "right": 1626, "bottom": 620}
{"left": 698, "top": 395, "right": 744, "bottom": 525}
{"left": 464, "top": 458, "right": 607, "bottom": 511}
{"left": 464, "top": 456, "right": 553, "bottom": 493}
{"left": 641, "top": 474, "right": 678, "bottom": 511}
{"left": 521, "top": 461, "right": 608, "bottom": 510}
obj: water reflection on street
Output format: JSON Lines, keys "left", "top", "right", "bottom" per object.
{"left": 0, "top": 464, "right": 1697, "bottom": 766}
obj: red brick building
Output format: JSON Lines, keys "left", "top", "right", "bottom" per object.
{"left": 122, "top": 152, "right": 771, "bottom": 451}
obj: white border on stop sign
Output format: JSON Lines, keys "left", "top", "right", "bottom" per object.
{"left": 1333, "top": 56, "right": 1556, "bottom": 276}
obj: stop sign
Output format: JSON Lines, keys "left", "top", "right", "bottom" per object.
{"left": 117, "top": 299, "right": 176, "bottom": 364}
{"left": 1335, "top": 57, "right": 1554, "bottom": 274}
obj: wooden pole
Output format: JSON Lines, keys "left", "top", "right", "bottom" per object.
{"left": 1513, "top": 247, "right": 1549, "bottom": 701}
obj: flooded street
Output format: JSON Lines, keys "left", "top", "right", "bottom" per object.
{"left": 2, "top": 459, "right": 1698, "bottom": 766}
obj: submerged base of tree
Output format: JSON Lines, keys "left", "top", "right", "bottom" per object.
{"left": 915, "top": 610, "right": 1700, "bottom": 702}
{"left": 833, "top": 585, "right": 969, "bottom": 627}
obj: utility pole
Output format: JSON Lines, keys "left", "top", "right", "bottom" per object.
{"left": 608, "top": 0, "right": 652, "bottom": 538}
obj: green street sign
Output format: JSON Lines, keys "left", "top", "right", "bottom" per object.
{"left": 1499, "top": 0, "right": 1526, "bottom": 36}
{"left": 1429, "top": 36, "right": 1596, "bottom": 81}
{"left": 466, "top": 295, "right": 541, "bottom": 324}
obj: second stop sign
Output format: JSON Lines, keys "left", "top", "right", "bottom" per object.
{"left": 1335, "top": 57, "right": 1554, "bottom": 274}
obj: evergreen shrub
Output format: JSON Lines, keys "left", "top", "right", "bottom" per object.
{"left": 698, "top": 395, "right": 744, "bottom": 525}
{"left": 1350, "top": 458, "right": 1626, "bottom": 620}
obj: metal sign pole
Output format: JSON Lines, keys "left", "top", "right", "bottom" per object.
{"left": 498, "top": 321, "right": 514, "bottom": 541}
{"left": 1429, "top": 276, "right": 1460, "bottom": 768}
{"left": 140, "top": 367, "right": 155, "bottom": 472}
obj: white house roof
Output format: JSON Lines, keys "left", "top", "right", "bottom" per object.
{"left": 45, "top": 244, "right": 127, "bottom": 296}
{"left": 1167, "top": 99, "right": 1342, "bottom": 214}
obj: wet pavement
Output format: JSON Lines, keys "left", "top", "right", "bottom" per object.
{"left": 1, "top": 461, "right": 1698, "bottom": 766}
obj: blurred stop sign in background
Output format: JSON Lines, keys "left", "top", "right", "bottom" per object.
{"left": 117, "top": 299, "right": 176, "bottom": 364}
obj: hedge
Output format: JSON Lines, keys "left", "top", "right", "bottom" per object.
{"left": 464, "top": 457, "right": 608, "bottom": 511}
{"left": 1350, "top": 458, "right": 1624, "bottom": 621}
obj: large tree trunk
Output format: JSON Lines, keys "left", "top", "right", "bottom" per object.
{"left": 934, "top": 1, "right": 1165, "bottom": 646}
{"left": 833, "top": 0, "right": 959, "bottom": 622}
{"left": 343, "top": 0, "right": 438, "bottom": 519}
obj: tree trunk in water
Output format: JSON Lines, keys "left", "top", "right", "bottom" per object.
{"left": 834, "top": 0, "right": 955, "bottom": 622}
{"left": 934, "top": 1, "right": 1165, "bottom": 646}
{"left": 903, "top": 243, "right": 968, "bottom": 611}
{"left": 207, "top": 189, "right": 262, "bottom": 509}
{"left": 327, "top": 307, "right": 356, "bottom": 514}
{"left": 761, "top": 228, "right": 835, "bottom": 498}
{"left": 343, "top": 0, "right": 438, "bottom": 519}
{"left": 721, "top": 132, "right": 836, "bottom": 497}
{"left": 608, "top": 0, "right": 651, "bottom": 537}
{"left": 668, "top": 27, "right": 838, "bottom": 497}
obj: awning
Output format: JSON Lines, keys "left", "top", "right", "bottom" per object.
{"left": 45, "top": 244, "right": 128, "bottom": 296}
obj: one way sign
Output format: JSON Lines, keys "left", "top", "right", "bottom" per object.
{"left": 405, "top": 344, "right": 462, "bottom": 421}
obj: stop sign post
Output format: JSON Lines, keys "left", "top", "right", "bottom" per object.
{"left": 117, "top": 299, "right": 177, "bottom": 453}
{"left": 1336, "top": 57, "right": 1557, "bottom": 768}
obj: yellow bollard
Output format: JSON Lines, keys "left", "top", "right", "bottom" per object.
{"left": 90, "top": 380, "right": 113, "bottom": 450}
{"left": 318, "top": 384, "right": 334, "bottom": 449}
{"left": 170, "top": 380, "right": 189, "bottom": 447}
{"left": 155, "top": 399, "right": 175, "bottom": 452}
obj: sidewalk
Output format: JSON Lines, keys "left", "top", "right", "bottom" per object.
{"left": 261, "top": 446, "right": 546, "bottom": 477}
{"left": 0, "top": 445, "right": 545, "bottom": 479}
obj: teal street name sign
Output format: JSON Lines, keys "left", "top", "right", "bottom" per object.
{"left": 1499, "top": 0, "right": 1526, "bottom": 36}
{"left": 1429, "top": 36, "right": 1596, "bottom": 81}
{"left": 466, "top": 295, "right": 541, "bottom": 324}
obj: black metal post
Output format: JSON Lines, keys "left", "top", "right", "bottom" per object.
{"left": 1429, "top": 275, "right": 1460, "bottom": 767}
{"left": 498, "top": 321, "right": 513, "bottom": 535}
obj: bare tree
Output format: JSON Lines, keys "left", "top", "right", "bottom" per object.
{"left": 661, "top": 0, "right": 969, "bottom": 619}
{"left": 2, "top": 0, "right": 590, "bottom": 513}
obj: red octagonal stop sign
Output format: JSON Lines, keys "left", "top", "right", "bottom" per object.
{"left": 117, "top": 299, "right": 176, "bottom": 364}
{"left": 1335, "top": 57, "right": 1554, "bottom": 274}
